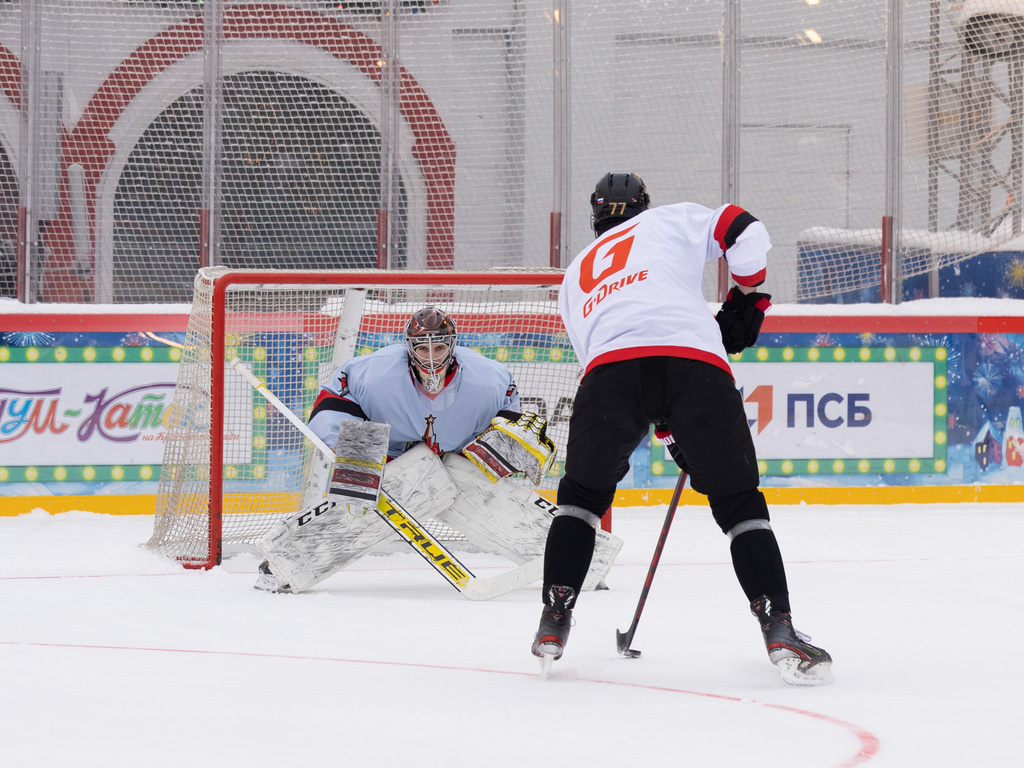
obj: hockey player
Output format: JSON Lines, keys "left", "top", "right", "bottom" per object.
{"left": 255, "top": 306, "right": 621, "bottom": 595}
{"left": 531, "top": 173, "right": 833, "bottom": 685}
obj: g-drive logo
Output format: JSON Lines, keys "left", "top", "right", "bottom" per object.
{"left": 578, "top": 223, "right": 649, "bottom": 318}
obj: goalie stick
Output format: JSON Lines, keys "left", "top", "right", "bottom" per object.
{"left": 374, "top": 489, "right": 543, "bottom": 600}
{"left": 230, "top": 357, "right": 544, "bottom": 600}
{"left": 615, "top": 470, "right": 687, "bottom": 658}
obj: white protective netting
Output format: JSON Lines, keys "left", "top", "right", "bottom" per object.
{"left": 147, "top": 267, "right": 574, "bottom": 564}
{"left": 3, "top": 1, "right": 1023, "bottom": 305}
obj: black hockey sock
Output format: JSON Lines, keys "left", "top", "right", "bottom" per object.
{"left": 729, "top": 528, "right": 790, "bottom": 613}
{"left": 542, "top": 515, "right": 596, "bottom": 601}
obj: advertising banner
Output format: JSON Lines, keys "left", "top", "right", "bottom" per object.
{"left": 648, "top": 345, "right": 948, "bottom": 480}
{"left": 0, "top": 345, "right": 182, "bottom": 483}
{"left": 740, "top": 361, "right": 935, "bottom": 459}
{"left": 4, "top": 312, "right": 1024, "bottom": 500}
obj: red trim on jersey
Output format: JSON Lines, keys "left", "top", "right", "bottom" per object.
{"left": 312, "top": 389, "right": 353, "bottom": 411}
{"left": 732, "top": 267, "right": 767, "bottom": 287}
{"left": 583, "top": 346, "right": 733, "bottom": 380}
{"left": 713, "top": 204, "right": 745, "bottom": 252}
{"left": 444, "top": 356, "right": 460, "bottom": 386}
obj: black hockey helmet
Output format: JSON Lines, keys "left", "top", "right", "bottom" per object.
{"left": 590, "top": 172, "right": 650, "bottom": 236}
{"left": 405, "top": 307, "right": 457, "bottom": 391}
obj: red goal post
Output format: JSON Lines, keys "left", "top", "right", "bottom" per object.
{"left": 148, "top": 267, "right": 594, "bottom": 569}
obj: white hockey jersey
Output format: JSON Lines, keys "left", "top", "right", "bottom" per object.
{"left": 307, "top": 344, "right": 520, "bottom": 458}
{"left": 558, "top": 202, "right": 770, "bottom": 378}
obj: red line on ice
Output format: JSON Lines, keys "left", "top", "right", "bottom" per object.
{"left": 3, "top": 640, "right": 879, "bottom": 767}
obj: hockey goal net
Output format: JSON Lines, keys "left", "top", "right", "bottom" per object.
{"left": 147, "top": 267, "right": 575, "bottom": 568}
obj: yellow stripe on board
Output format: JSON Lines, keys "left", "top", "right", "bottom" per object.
{"left": 612, "top": 485, "right": 1024, "bottom": 506}
{"left": 1, "top": 495, "right": 159, "bottom": 515}
{"left": 0, "top": 492, "right": 302, "bottom": 516}
{"left": 4, "top": 484, "right": 1024, "bottom": 517}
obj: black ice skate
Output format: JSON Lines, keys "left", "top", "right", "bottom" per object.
{"left": 751, "top": 596, "right": 834, "bottom": 686}
{"left": 253, "top": 560, "right": 291, "bottom": 593}
{"left": 532, "top": 585, "right": 576, "bottom": 678}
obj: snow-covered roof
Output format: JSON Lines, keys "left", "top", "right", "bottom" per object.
{"left": 798, "top": 226, "right": 1024, "bottom": 254}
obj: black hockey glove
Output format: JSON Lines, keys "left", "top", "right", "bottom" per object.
{"left": 715, "top": 286, "right": 772, "bottom": 354}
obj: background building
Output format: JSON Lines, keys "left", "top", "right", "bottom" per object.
{"left": 0, "top": 1, "right": 1022, "bottom": 304}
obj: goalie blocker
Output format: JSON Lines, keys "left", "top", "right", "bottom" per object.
{"left": 329, "top": 419, "right": 390, "bottom": 507}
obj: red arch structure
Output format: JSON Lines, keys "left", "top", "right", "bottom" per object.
{"left": 0, "top": 45, "right": 19, "bottom": 108}
{"left": 38, "top": 4, "right": 455, "bottom": 300}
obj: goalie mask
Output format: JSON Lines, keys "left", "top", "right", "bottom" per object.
{"left": 406, "top": 307, "right": 458, "bottom": 394}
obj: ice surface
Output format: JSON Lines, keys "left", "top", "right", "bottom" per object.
{"left": 1, "top": 504, "right": 1021, "bottom": 767}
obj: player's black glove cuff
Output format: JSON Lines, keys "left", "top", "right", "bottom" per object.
{"left": 715, "top": 286, "right": 772, "bottom": 354}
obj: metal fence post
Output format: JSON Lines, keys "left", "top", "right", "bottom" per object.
{"left": 551, "top": 0, "right": 570, "bottom": 268}
{"left": 884, "top": 0, "right": 903, "bottom": 304}
{"left": 200, "top": 0, "right": 225, "bottom": 272}
{"left": 16, "top": 0, "right": 42, "bottom": 303}
{"left": 720, "top": 0, "right": 740, "bottom": 302}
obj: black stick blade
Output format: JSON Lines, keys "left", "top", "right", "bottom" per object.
{"left": 616, "top": 629, "right": 641, "bottom": 658}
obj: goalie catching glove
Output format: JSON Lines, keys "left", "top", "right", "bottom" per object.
{"left": 715, "top": 286, "right": 772, "bottom": 354}
{"left": 462, "top": 412, "right": 556, "bottom": 484}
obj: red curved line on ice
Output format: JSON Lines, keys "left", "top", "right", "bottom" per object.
{"left": 3, "top": 640, "right": 879, "bottom": 767}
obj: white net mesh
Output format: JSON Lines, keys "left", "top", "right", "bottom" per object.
{"left": 4, "top": 1, "right": 1023, "bottom": 306}
{"left": 148, "top": 267, "right": 574, "bottom": 564}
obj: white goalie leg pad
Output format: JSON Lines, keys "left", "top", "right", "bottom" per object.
{"left": 438, "top": 454, "right": 623, "bottom": 591}
{"left": 330, "top": 420, "right": 390, "bottom": 508}
{"left": 257, "top": 498, "right": 395, "bottom": 594}
{"left": 438, "top": 453, "right": 553, "bottom": 564}
{"left": 379, "top": 444, "right": 458, "bottom": 518}
{"left": 257, "top": 444, "right": 456, "bottom": 593}
{"left": 586, "top": 527, "right": 624, "bottom": 592}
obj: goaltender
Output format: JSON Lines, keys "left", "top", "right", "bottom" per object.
{"left": 254, "top": 306, "right": 621, "bottom": 596}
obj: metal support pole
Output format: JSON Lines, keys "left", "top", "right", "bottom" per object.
{"left": 379, "top": 0, "right": 401, "bottom": 270}
{"left": 200, "top": 0, "right": 224, "bottom": 271}
{"left": 884, "top": 0, "right": 903, "bottom": 304}
{"left": 16, "top": 0, "right": 42, "bottom": 303}
{"left": 927, "top": 0, "right": 940, "bottom": 297}
{"left": 720, "top": 0, "right": 740, "bottom": 301}
{"left": 551, "top": 0, "right": 571, "bottom": 268}
{"left": 1010, "top": 58, "right": 1023, "bottom": 237}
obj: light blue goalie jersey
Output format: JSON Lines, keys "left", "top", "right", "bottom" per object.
{"left": 307, "top": 344, "right": 520, "bottom": 459}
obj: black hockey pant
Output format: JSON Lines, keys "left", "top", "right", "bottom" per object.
{"left": 546, "top": 356, "right": 787, "bottom": 608}
{"left": 558, "top": 356, "right": 762, "bottom": 526}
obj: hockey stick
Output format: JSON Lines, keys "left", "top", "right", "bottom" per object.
{"left": 374, "top": 488, "right": 542, "bottom": 600}
{"left": 229, "top": 357, "right": 543, "bottom": 600}
{"left": 615, "top": 470, "right": 687, "bottom": 658}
